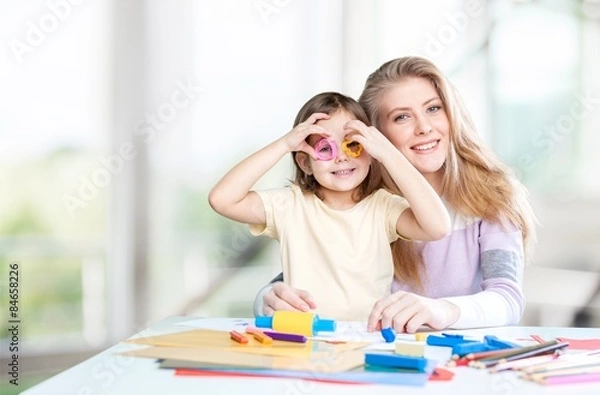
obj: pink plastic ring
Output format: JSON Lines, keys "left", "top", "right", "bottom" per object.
{"left": 314, "top": 138, "right": 337, "bottom": 161}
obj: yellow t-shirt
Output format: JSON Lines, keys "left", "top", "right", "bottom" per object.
{"left": 250, "top": 185, "right": 409, "bottom": 321}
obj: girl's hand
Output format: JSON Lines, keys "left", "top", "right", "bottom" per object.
{"left": 342, "top": 120, "right": 397, "bottom": 162}
{"left": 262, "top": 282, "right": 317, "bottom": 316}
{"left": 366, "top": 291, "right": 460, "bottom": 333}
{"left": 281, "top": 113, "right": 331, "bottom": 158}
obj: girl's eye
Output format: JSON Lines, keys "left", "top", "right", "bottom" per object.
{"left": 394, "top": 114, "right": 408, "bottom": 122}
{"left": 427, "top": 105, "right": 441, "bottom": 113}
{"left": 319, "top": 146, "right": 332, "bottom": 154}
{"left": 346, "top": 141, "right": 360, "bottom": 149}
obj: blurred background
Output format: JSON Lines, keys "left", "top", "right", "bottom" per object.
{"left": 1, "top": 0, "right": 599, "bottom": 391}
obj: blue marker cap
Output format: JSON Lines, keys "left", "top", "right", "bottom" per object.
{"left": 314, "top": 317, "right": 336, "bottom": 332}
{"left": 381, "top": 327, "right": 396, "bottom": 343}
{"left": 254, "top": 316, "right": 273, "bottom": 328}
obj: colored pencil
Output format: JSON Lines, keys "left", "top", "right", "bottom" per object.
{"left": 520, "top": 350, "right": 600, "bottom": 374}
{"left": 525, "top": 365, "right": 600, "bottom": 382}
{"left": 523, "top": 361, "right": 600, "bottom": 376}
{"left": 475, "top": 341, "right": 568, "bottom": 369}
{"left": 489, "top": 353, "right": 559, "bottom": 373}
{"left": 536, "top": 372, "right": 600, "bottom": 385}
{"left": 466, "top": 349, "right": 510, "bottom": 360}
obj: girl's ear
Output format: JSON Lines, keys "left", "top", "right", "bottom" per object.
{"left": 295, "top": 152, "right": 313, "bottom": 175}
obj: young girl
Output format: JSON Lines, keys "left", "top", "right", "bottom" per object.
{"left": 209, "top": 92, "right": 450, "bottom": 321}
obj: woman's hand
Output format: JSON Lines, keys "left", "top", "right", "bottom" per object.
{"left": 367, "top": 291, "right": 460, "bottom": 333}
{"left": 342, "top": 119, "right": 398, "bottom": 162}
{"left": 262, "top": 282, "right": 317, "bottom": 316}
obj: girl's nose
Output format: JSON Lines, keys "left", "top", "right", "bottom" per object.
{"left": 335, "top": 151, "right": 349, "bottom": 163}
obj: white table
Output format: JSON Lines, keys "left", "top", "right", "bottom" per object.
{"left": 22, "top": 316, "right": 600, "bottom": 395}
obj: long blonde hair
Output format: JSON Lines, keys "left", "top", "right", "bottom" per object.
{"left": 359, "top": 56, "right": 537, "bottom": 289}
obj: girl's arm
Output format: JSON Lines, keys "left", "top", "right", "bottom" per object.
{"left": 208, "top": 113, "right": 330, "bottom": 224}
{"left": 344, "top": 120, "right": 450, "bottom": 241}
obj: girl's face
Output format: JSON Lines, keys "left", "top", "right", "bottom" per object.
{"left": 377, "top": 77, "right": 450, "bottom": 188}
{"left": 300, "top": 110, "right": 372, "bottom": 204}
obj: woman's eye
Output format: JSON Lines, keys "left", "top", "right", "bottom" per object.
{"left": 394, "top": 114, "right": 408, "bottom": 122}
{"left": 427, "top": 105, "right": 441, "bottom": 113}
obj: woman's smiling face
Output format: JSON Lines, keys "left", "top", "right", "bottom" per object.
{"left": 377, "top": 77, "right": 450, "bottom": 187}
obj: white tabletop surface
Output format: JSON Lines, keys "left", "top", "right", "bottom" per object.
{"left": 22, "top": 316, "right": 600, "bottom": 395}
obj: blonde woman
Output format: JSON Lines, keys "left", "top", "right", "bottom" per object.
{"left": 255, "top": 57, "right": 536, "bottom": 333}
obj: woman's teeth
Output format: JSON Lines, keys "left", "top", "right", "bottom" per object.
{"left": 413, "top": 140, "right": 438, "bottom": 151}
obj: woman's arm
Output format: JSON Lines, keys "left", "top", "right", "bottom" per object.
{"left": 368, "top": 219, "right": 525, "bottom": 332}
{"left": 343, "top": 120, "right": 450, "bottom": 241}
{"left": 444, "top": 221, "right": 525, "bottom": 327}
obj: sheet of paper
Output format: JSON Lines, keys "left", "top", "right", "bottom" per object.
{"left": 126, "top": 328, "right": 369, "bottom": 358}
{"left": 177, "top": 318, "right": 416, "bottom": 344}
{"left": 170, "top": 365, "right": 432, "bottom": 386}
{"left": 120, "top": 346, "right": 366, "bottom": 373}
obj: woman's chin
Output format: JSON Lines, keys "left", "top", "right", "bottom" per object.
{"left": 414, "top": 161, "right": 445, "bottom": 175}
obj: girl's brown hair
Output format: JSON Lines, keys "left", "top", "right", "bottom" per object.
{"left": 359, "top": 56, "right": 537, "bottom": 290}
{"left": 292, "top": 91, "right": 383, "bottom": 202}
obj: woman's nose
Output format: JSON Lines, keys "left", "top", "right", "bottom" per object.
{"left": 416, "top": 123, "right": 433, "bottom": 135}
